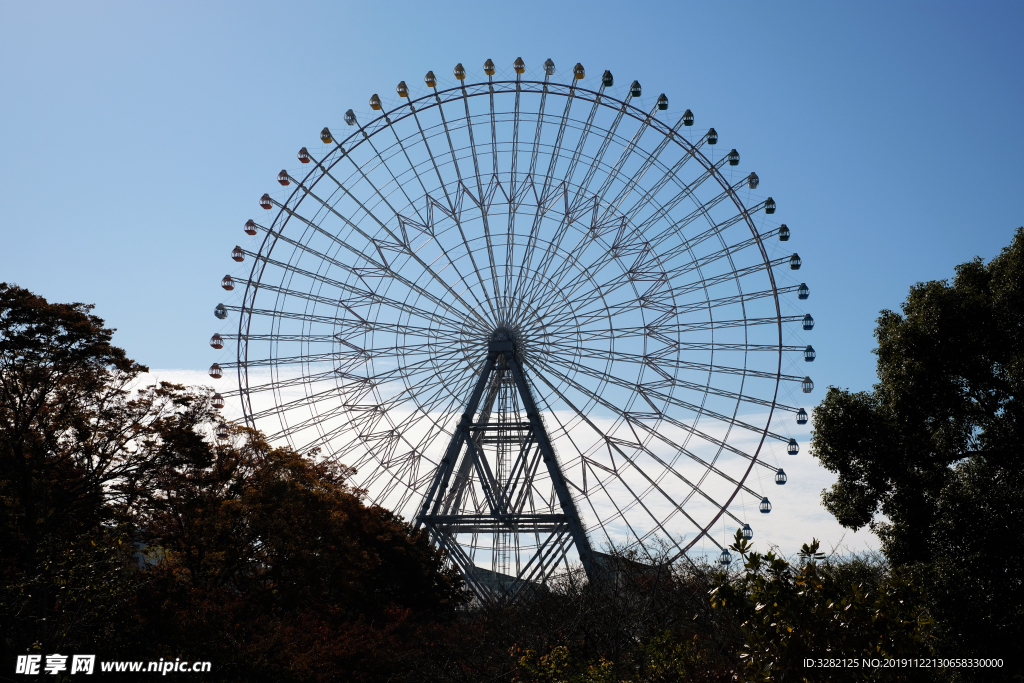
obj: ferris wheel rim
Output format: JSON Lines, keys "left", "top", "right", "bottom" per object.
{"left": 224, "top": 70, "right": 800, "bottom": 562}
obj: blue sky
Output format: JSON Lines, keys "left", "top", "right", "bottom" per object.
{"left": 3, "top": 0, "right": 1022, "bottom": 554}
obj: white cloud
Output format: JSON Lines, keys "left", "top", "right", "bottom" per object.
{"left": 139, "top": 366, "right": 881, "bottom": 565}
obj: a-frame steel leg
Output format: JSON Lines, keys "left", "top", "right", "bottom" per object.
{"left": 504, "top": 350, "right": 596, "bottom": 579}
{"left": 417, "top": 335, "right": 598, "bottom": 597}
{"left": 416, "top": 351, "right": 498, "bottom": 522}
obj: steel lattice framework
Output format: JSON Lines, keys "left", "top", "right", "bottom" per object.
{"left": 210, "top": 60, "right": 813, "bottom": 599}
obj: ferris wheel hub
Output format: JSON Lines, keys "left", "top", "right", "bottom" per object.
{"left": 490, "top": 326, "right": 524, "bottom": 354}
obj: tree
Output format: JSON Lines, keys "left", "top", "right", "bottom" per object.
{"left": 131, "top": 399, "right": 467, "bottom": 617}
{"left": 709, "top": 531, "right": 933, "bottom": 682}
{"left": 0, "top": 283, "right": 154, "bottom": 658}
{"left": 810, "top": 228, "right": 1024, "bottom": 671}
{"left": 1, "top": 285, "right": 469, "bottom": 678}
{"left": 122, "top": 385, "right": 468, "bottom": 681}
{"left": 0, "top": 284, "right": 152, "bottom": 559}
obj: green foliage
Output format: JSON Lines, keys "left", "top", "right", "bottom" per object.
{"left": 918, "top": 458, "right": 1024, "bottom": 680}
{"left": 511, "top": 631, "right": 719, "bottom": 683}
{"left": 406, "top": 547, "right": 735, "bottom": 682}
{"left": 810, "top": 228, "right": 1024, "bottom": 670}
{"left": 504, "top": 537, "right": 948, "bottom": 683}
{"left": 812, "top": 228, "right": 1024, "bottom": 563}
{"left": 710, "top": 530, "right": 934, "bottom": 682}
{"left": 512, "top": 645, "right": 620, "bottom": 683}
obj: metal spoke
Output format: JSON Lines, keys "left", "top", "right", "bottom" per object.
{"left": 525, "top": 357, "right": 718, "bottom": 546}
{"left": 279, "top": 174, "right": 496, "bottom": 327}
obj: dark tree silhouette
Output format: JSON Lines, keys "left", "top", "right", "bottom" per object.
{"left": 0, "top": 283, "right": 154, "bottom": 659}
{"left": 0, "top": 285, "right": 467, "bottom": 680}
{"left": 810, "top": 228, "right": 1024, "bottom": 674}
{"left": 0, "top": 283, "right": 149, "bottom": 561}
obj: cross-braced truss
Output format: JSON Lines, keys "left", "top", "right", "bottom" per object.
{"left": 418, "top": 332, "right": 595, "bottom": 598}
{"left": 210, "top": 60, "right": 813, "bottom": 596}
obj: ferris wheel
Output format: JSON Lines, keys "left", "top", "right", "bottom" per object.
{"left": 209, "top": 58, "right": 813, "bottom": 597}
